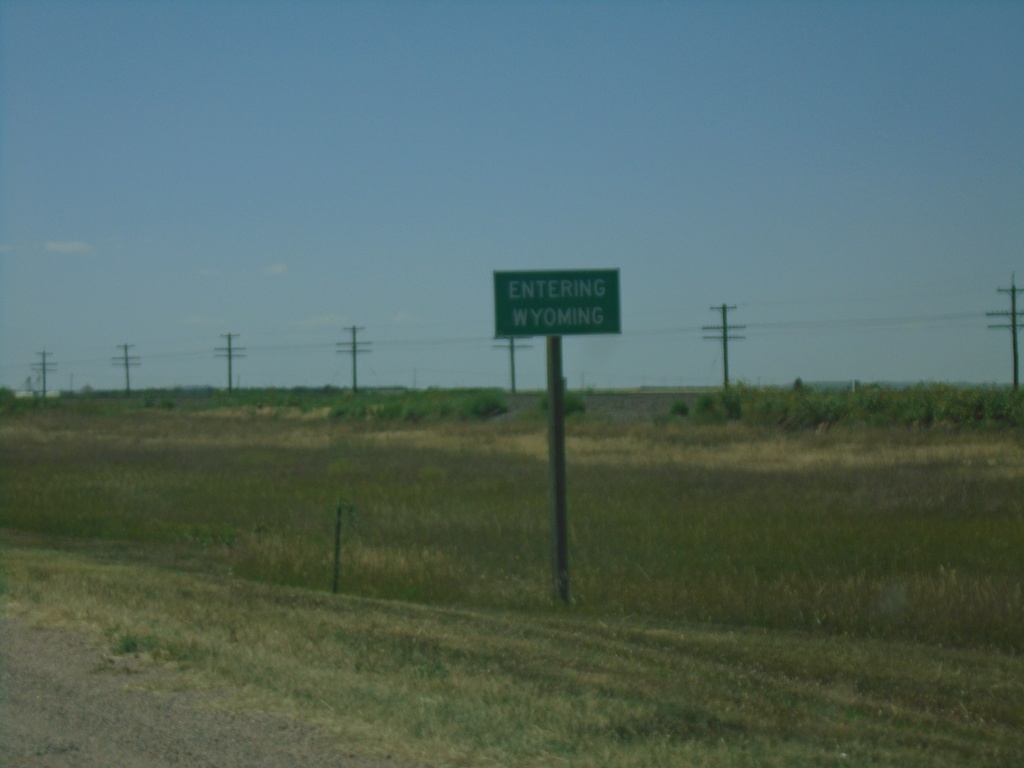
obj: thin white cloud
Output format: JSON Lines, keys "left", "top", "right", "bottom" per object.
{"left": 45, "top": 240, "right": 92, "bottom": 253}
{"left": 391, "top": 312, "right": 421, "bottom": 326}
{"left": 261, "top": 263, "right": 287, "bottom": 276}
{"left": 299, "top": 313, "right": 348, "bottom": 328}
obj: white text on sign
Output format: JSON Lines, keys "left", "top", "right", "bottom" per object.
{"left": 512, "top": 306, "right": 605, "bottom": 328}
{"left": 507, "top": 277, "right": 607, "bottom": 300}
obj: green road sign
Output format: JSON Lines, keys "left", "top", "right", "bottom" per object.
{"left": 494, "top": 269, "right": 621, "bottom": 337}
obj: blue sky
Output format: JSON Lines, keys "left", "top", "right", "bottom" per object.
{"left": 2, "top": 0, "right": 1022, "bottom": 392}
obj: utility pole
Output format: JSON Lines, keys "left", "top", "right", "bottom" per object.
{"left": 215, "top": 333, "right": 246, "bottom": 393}
{"left": 703, "top": 304, "right": 745, "bottom": 387}
{"left": 987, "top": 273, "right": 1024, "bottom": 390}
{"left": 337, "top": 326, "right": 371, "bottom": 393}
{"left": 31, "top": 350, "right": 56, "bottom": 397}
{"left": 494, "top": 337, "right": 532, "bottom": 393}
{"left": 112, "top": 343, "right": 140, "bottom": 396}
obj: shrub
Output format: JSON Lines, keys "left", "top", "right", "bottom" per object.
{"left": 721, "top": 388, "right": 743, "bottom": 419}
{"left": 537, "top": 391, "right": 586, "bottom": 416}
{"left": 731, "top": 384, "right": 1024, "bottom": 430}
{"left": 691, "top": 392, "right": 726, "bottom": 424}
{"left": 328, "top": 390, "right": 508, "bottom": 422}
{"left": 788, "top": 389, "right": 845, "bottom": 428}
{"left": 690, "top": 389, "right": 744, "bottom": 424}
{"left": 0, "top": 391, "right": 51, "bottom": 415}
{"left": 457, "top": 390, "right": 508, "bottom": 419}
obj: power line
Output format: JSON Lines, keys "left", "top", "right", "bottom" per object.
{"left": 374, "top": 335, "right": 494, "bottom": 348}
{"left": 244, "top": 341, "right": 336, "bottom": 354}
{"left": 337, "top": 326, "right": 371, "bottom": 393}
{"left": 1, "top": 310, "right": 986, "bottom": 378}
{"left": 987, "top": 273, "right": 1023, "bottom": 390}
{"left": 214, "top": 333, "right": 246, "bottom": 392}
{"left": 744, "top": 312, "right": 984, "bottom": 336}
{"left": 5, "top": 299, "right": 1016, "bottom": 391}
{"left": 619, "top": 311, "right": 984, "bottom": 340}
{"left": 703, "top": 304, "right": 745, "bottom": 387}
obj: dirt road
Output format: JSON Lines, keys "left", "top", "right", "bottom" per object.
{"left": 0, "top": 618, "right": 410, "bottom": 768}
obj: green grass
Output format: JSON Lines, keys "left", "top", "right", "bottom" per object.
{"left": 5, "top": 547, "right": 1023, "bottom": 768}
{"left": 4, "top": 407, "right": 1023, "bottom": 766}
{"left": 2, "top": 408, "right": 1022, "bottom": 652}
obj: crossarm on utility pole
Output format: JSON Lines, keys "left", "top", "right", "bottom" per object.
{"left": 987, "top": 274, "right": 1023, "bottom": 390}
{"left": 702, "top": 304, "right": 745, "bottom": 387}
{"left": 215, "top": 333, "right": 246, "bottom": 393}
{"left": 112, "top": 344, "right": 140, "bottom": 396}
{"left": 337, "top": 326, "right": 371, "bottom": 393}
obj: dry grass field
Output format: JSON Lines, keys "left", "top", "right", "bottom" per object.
{"left": 2, "top": 403, "right": 1023, "bottom": 766}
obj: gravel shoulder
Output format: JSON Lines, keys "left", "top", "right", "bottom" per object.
{"left": 0, "top": 617, "right": 407, "bottom": 768}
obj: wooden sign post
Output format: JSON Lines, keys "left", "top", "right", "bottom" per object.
{"left": 494, "top": 269, "right": 621, "bottom": 604}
